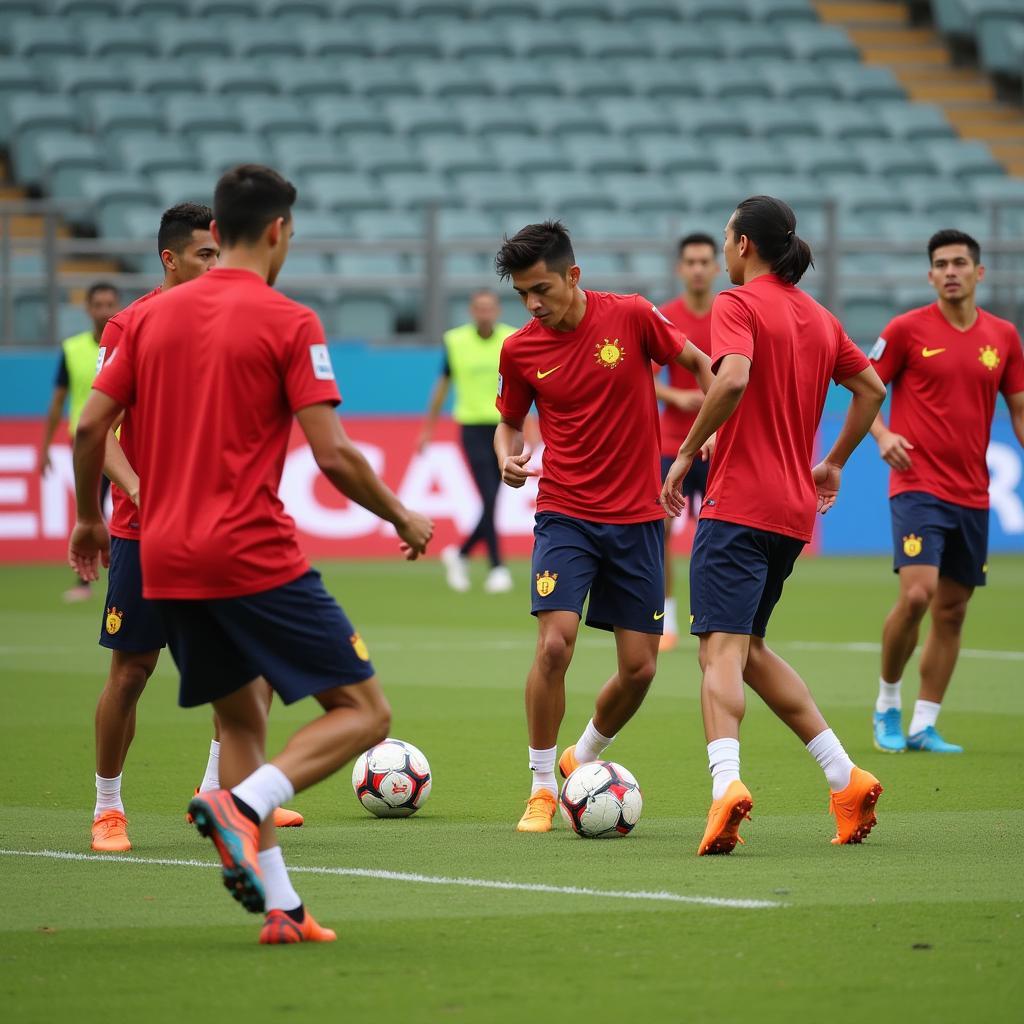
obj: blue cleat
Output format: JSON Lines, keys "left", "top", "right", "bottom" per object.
{"left": 873, "top": 708, "right": 906, "bottom": 753}
{"left": 907, "top": 725, "right": 963, "bottom": 753}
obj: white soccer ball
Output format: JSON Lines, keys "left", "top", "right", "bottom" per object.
{"left": 559, "top": 761, "right": 643, "bottom": 838}
{"left": 351, "top": 738, "right": 432, "bottom": 818}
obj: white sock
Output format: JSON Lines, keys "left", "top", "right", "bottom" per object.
{"left": 528, "top": 745, "right": 557, "bottom": 796}
{"left": 199, "top": 739, "right": 220, "bottom": 793}
{"left": 876, "top": 678, "right": 901, "bottom": 713}
{"left": 94, "top": 773, "right": 124, "bottom": 817}
{"left": 574, "top": 719, "right": 614, "bottom": 764}
{"left": 707, "top": 738, "right": 741, "bottom": 800}
{"left": 663, "top": 596, "right": 678, "bottom": 635}
{"left": 806, "top": 728, "right": 854, "bottom": 792}
{"left": 909, "top": 699, "right": 941, "bottom": 736}
{"left": 231, "top": 764, "right": 295, "bottom": 823}
{"left": 258, "top": 846, "right": 302, "bottom": 913}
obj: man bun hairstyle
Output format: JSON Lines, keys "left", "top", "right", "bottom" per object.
{"left": 157, "top": 201, "right": 213, "bottom": 256}
{"left": 495, "top": 220, "right": 575, "bottom": 280}
{"left": 732, "top": 195, "right": 813, "bottom": 285}
{"left": 928, "top": 228, "right": 980, "bottom": 266}
{"left": 213, "top": 164, "right": 297, "bottom": 246}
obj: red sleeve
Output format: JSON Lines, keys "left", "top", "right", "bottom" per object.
{"left": 832, "top": 331, "right": 871, "bottom": 383}
{"left": 710, "top": 290, "right": 754, "bottom": 368}
{"left": 283, "top": 312, "right": 342, "bottom": 413}
{"left": 495, "top": 340, "right": 533, "bottom": 425}
{"left": 635, "top": 295, "right": 685, "bottom": 366}
{"left": 868, "top": 317, "right": 906, "bottom": 385}
{"left": 93, "top": 319, "right": 136, "bottom": 408}
{"left": 999, "top": 327, "right": 1024, "bottom": 397}
{"left": 97, "top": 315, "right": 125, "bottom": 369}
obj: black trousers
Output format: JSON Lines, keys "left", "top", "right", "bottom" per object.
{"left": 459, "top": 424, "right": 502, "bottom": 567}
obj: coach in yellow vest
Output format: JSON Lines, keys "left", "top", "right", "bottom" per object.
{"left": 41, "top": 281, "right": 121, "bottom": 601}
{"left": 419, "top": 289, "right": 517, "bottom": 594}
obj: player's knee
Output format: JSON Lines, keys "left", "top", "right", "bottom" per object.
{"left": 109, "top": 659, "right": 152, "bottom": 700}
{"left": 537, "top": 631, "right": 574, "bottom": 675}
{"left": 934, "top": 599, "right": 968, "bottom": 633}
{"left": 623, "top": 655, "right": 657, "bottom": 689}
{"left": 369, "top": 697, "right": 392, "bottom": 747}
{"left": 901, "top": 583, "right": 934, "bottom": 618}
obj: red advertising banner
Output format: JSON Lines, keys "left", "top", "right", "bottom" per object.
{"left": 0, "top": 417, "right": 700, "bottom": 563}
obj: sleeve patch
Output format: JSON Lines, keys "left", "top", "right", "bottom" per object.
{"left": 868, "top": 337, "right": 887, "bottom": 361}
{"left": 309, "top": 343, "right": 335, "bottom": 380}
{"left": 95, "top": 347, "right": 107, "bottom": 373}
{"left": 496, "top": 371, "right": 504, "bottom": 397}
{"left": 652, "top": 305, "right": 673, "bottom": 325}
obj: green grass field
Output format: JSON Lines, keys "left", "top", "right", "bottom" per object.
{"left": 2, "top": 556, "right": 1022, "bottom": 1022}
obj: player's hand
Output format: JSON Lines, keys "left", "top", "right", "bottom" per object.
{"left": 68, "top": 519, "right": 110, "bottom": 581}
{"left": 877, "top": 430, "right": 914, "bottom": 471}
{"left": 811, "top": 460, "right": 841, "bottom": 515}
{"left": 700, "top": 433, "right": 716, "bottom": 462}
{"left": 128, "top": 486, "right": 140, "bottom": 508}
{"left": 660, "top": 452, "right": 694, "bottom": 518}
{"left": 395, "top": 510, "right": 433, "bottom": 561}
{"left": 501, "top": 452, "right": 538, "bottom": 489}
{"left": 40, "top": 448, "right": 51, "bottom": 476}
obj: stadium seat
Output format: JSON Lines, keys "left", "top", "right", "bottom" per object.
{"left": 439, "top": 22, "right": 517, "bottom": 60}
{"left": 525, "top": 171, "right": 617, "bottom": 214}
{"left": 783, "top": 25, "right": 860, "bottom": 62}
{"left": 454, "top": 170, "right": 536, "bottom": 212}
{"left": 760, "top": 61, "right": 841, "bottom": 100}
{"left": 967, "top": 0, "right": 1024, "bottom": 76}
{"left": 290, "top": 208, "right": 349, "bottom": 239}
{"left": 271, "top": 64, "right": 350, "bottom": 100}
{"left": 350, "top": 209, "right": 425, "bottom": 239}
{"left": 5, "top": 96, "right": 80, "bottom": 148}
{"left": 600, "top": 173, "right": 686, "bottom": 214}
{"left": 619, "top": 1, "right": 684, "bottom": 24}
{"left": 635, "top": 137, "right": 718, "bottom": 175}
{"left": 696, "top": 62, "right": 782, "bottom": 101}
{"left": 598, "top": 97, "right": 678, "bottom": 138}
{"left": 872, "top": 102, "right": 955, "bottom": 141}
{"left": 86, "top": 94, "right": 165, "bottom": 138}
{"left": 380, "top": 171, "right": 462, "bottom": 209}
{"left": 117, "top": 135, "right": 201, "bottom": 177}
{"left": 506, "top": 25, "right": 585, "bottom": 61}
{"left": 124, "top": 0, "right": 192, "bottom": 16}
{"left": 347, "top": 62, "right": 422, "bottom": 100}
{"left": 436, "top": 207, "right": 498, "bottom": 241}
{"left": 126, "top": 58, "right": 207, "bottom": 96}
{"left": 676, "top": 172, "right": 749, "bottom": 221}
{"left": 830, "top": 65, "right": 905, "bottom": 102}
{"left": 823, "top": 177, "right": 914, "bottom": 217}
{"left": 408, "top": 0, "right": 476, "bottom": 18}
{"left": 303, "top": 171, "right": 390, "bottom": 212}
{"left": 842, "top": 291, "right": 900, "bottom": 346}
{"left": 264, "top": 0, "right": 336, "bottom": 15}
{"left": 228, "top": 21, "right": 307, "bottom": 58}
{"left": 0, "top": 59, "right": 44, "bottom": 109}
{"left": 193, "top": 0, "right": 264, "bottom": 16}
{"left": 42, "top": 58, "right": 131, "bottom": 97}
{"left": 80, "top": 21, "right": 161, "bottom": 59}
{"left": 149, "top": 170, "right": 215, "bottom": 209}
{"left": 643, "top": 25, "right": 727, "bottom": 61}
{"left": 412, "top": 64, "right": 497, "bottom": 99}
{"left": 157, "top": 22, "right": 234, "bottom": 59}
{"left": 417, "top": 136, "right": 495, "bottom": 175}
{"left": 311, "top": 97, "right": 390, "bottom": 136}
{"left": 745, "top": 0, "right": 817, "bottom": 23}
{"left": 236, "top": 96, "right": 318, "bottom": 136}
{"left": 709, "top": 138, "right": 793, "bottom": 176}
{"left": 164, "top": 98, "right": 245, "bottom": 138}
{"left": 927, "top": 139, "right": 1004, "bottom": 180}
{"left": 75, "top": 170, "right": 159, "bottom": 235}
{"left": 546, "top": 0, "right": 618, "bottom": 21}
{"left": 807, "top": 103, "right": 889, "bottom": 141}
{"left": 194, "top": 132, "right": 272, "bottom": 174}
{"left": 552, "top": 64, "right": 636, "bottom": 100}
{"left": 476, "top": 59, "right": 561, "bottom": 98}
{"left": 573, "top": 210, "right": 657, "bottom": 241}
{"left": 737, "top": 100, "right": 821, "bottom": 139}
{"left": 856, "top": 140, "right": 939, "bottom": 178}
{"left": 454, "top": 99, "right": 536, "bottom": 138}
{"left": 674, "top": 102, "right": 749, "bottom": 140}
{"left": 569, "top": 134, "right": 646, "bottom": 174}
{"left": 385, "top": 98, "right": 462, "bottom": 137}
{"left": 970, "top": 176, "right": 1024, "bottom": 203}
{"left": 350, "top": 138, "right": 427, "bottom": 176}
{"left": 486, "top": 136, "right": 573, "bottom": 174}
{"left": 719, "top": 25, "right": 794, "bottom": 61}
{"left": 200, "top": 61, "right": 280, "bottom": 97}
{"left": 624, "top": 61, "right": 703, "bottom": 101}
{"left": 8, "top": 19, "right": 85, "bottom": 58}
{"left": 269, "top": 135, "right": 353, "bottom": 179}
{"left": 334, "top": 295, "right": 397, "bottom": 340}
{"left": 907, "top": 179, "right": 982, "bottom": 217}
{"left": 369, "top": 23, "right": 446, "bottom": 60}
{"left": 295, "top": 22, "right": 374, "bottom": 58}
{"left": 575, "top": 24, "right": 653, "bottom": 61}
{"left": 22, "top": 134, "right": 107, "bottom": 195}
{"left": 785, "top": 138, "right": 867, "bottom": 176}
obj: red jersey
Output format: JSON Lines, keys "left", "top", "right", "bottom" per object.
{"left": 496, "top": 291, "right": 685, "bottom": 523}
{"left": 870, "top": 303, "right": 1024, "bottom": 509}
{"left": 656, "top": 296, "right": 712, "bottom": 457}
{"left": 99, "top": 286, "right": 162, "bottom": 540}
{"left": 93, "top": 268, "right": 341, "bottom": 600}
{"left": 702, "top": 274, "right": 870, "bottom": 543}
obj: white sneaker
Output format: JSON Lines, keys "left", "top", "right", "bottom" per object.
{"left": 441, "top": 545, "right": 470, "bottom": 592}
{"left": 483, "top": 565, "right": 513, "bottom": 594}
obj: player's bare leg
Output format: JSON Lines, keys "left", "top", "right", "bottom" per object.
{"left": 743, "top": 639, "right": 827, "bottom": 744}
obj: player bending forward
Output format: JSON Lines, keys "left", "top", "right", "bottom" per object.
{"left": 71, "top": 165, "right": 433, "bottom": 943}
{"left": 494, "top": 221, "right": 712, "bottom": 833}
{"left": 662, "top": 196, "right": 888, "bottom": 853}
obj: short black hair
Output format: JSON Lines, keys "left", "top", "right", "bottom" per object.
{"left": 677, "top": 232, "right": 718, "bottom": 257}
{"left": 213, "top": 164, "right": 297, "bottom": 246}
{"left": 86, "top": 281, "right": 119, "bottom": 302}
{"left": 157, "top": 201, "right": 213, "bottom": 256}
{"left": 928, "top": 228, "right": 980, "bottom": 265}
{"left": 495, "top": 220, "right": 575, "bottom": 280}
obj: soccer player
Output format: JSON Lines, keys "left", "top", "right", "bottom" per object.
{"left": 419, "top": 289, "right": 517, "bottom": 594}
{"left": 655, "top": 232, "right": 719, "bottom": 651}
{"left": 71, "top": 164, "right": 432, "bottom": 944}
{"left": 493, "top": 220, "right": 713, "bottom": 833}
{"left": 41, "top": 282, "right": 120, "bottom": 602}
{"left": 661, "top": 196, "right": 888, "bottom": 853}
{"left": 868, "top": 229, "right": 1024, "bottom": 754}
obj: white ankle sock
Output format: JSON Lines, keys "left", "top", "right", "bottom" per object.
{"left": 707, "top": 738, "right": 740, "bottom": 800}
{"left": 199, "top": 739, "right": 220, "bottom": 793}
{"left": 574, "top": 719, "right": 614, "bottom": 764}
{"left": 94, "top": 773, "right": 124, "bottom": 818}
{"left": 876, "top": 678, "right": 901, "bottom": 713}
{"left": 258, "top": 846, "right": 301, "bottom": 913}
{"left": 909, "top": 699, "right": 941, "bottom": 736}
{"left": 528, "top": 745, "right": 557, "bottom": 796}
{"left": 663, "top": 596, "right": 678, "bottom": 635}
{"left": 231, "top": 764, "right": 295, "bottom": 823}
{"left": 806, "top": 729, "right": 854, "bottom": 792}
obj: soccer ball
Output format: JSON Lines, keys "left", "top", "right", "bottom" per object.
{"left": 351, "top": 738, "right": 432, "bottom": 818}
{"left": 559, "top": 761, "right": 642, "bottom": 838}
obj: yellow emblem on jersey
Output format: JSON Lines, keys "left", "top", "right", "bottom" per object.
{"left": 979, "top": 345, "right": 1000, "bottom": 370}
{"left": 595, "top": 339, "right": 624, "bottom": 369}
{"left": 350, "top": 633, "right": 370, "bottom": 661}
{"left": 535, "top": 571, "right": 558, "bottom": 597}
{"left": 903, "top": 534, "right": 923, "bottom": 558}
{"left": 105, "top": 606, "right": 123, "bottom": 635}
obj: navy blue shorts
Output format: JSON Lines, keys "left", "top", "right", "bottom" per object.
{"left": 689, "top": 518, "right": 805, "bottom": 638}
{"left": 530, "top": 512, "right": 665, "bottom": 634}
{"left": 891, "top": 491, "right": 988, "bottom": 588}
{"left": 661, "top": 454, "right": 710, "bottom": 501}
{"left": 156, "top": 569, "right": 376, "bottom": 708}
{"left": 99, "top": 536, "right": 166, "bottom": 653}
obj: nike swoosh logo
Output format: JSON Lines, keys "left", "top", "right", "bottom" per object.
{"left": 922, "top": 348, "right": 946, "bottom": 358}
{"left": 653, "top": 611, "right": 665, "bottom": 621}
{"left": 536, "top": 366, "right": 561, "bottom": 379}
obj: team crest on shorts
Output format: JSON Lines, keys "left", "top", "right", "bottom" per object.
{"left": 902, "top": 534, "right": 923, "bottom": 557}
{"left": 105, "top": 606, "right": 123, "bottom": 635}
{"left": 979, "top": 345, "right": 1000, "bottom": 370}
{"left": 595, "top": 339, "right": 624, "bottom": 369}
{"left": 350, "top": 633, "right": 370, "bottom": 661}
{"left": 535, "top": 571, "right": 558, "bottom": 597}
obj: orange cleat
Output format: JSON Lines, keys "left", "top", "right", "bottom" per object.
{"left": 697, "top": 780, "right": 753, "bottom": 856}
{"left": 272, "top": 806, "right": 304, "bottom": 828}
{"left": 558, "top": 745, "right": 580, "bottom": 779}
{"left": 187, "top": 789, "right": 264, "bottom": 912}
{"left": 91, "top": 809, "right": 131, "bottom": 852}
{"left": 658, "top": 632, "right": 678, "bottom": 653}
{"left": 829, "top": 767, "right": 883, "bottom": 845}
{"left": 259, "top": 908, "right": 337, "bottom": 945}
{"left": 516, "top": 790, "right": 557, "bottom": 832}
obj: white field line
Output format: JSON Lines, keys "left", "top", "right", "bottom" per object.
{"left": 0, "top": 848, "right": 782, "bottom": 910}
{"left": 779, "top": 640, "right": 1024, "bottom": 662}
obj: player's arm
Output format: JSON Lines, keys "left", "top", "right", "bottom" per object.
{"left": 103, "top": 413, "right": 139, "bottom": 506}
{"left": 1006, "top": 390, "right": 1024, "bottom": 448}
{"left": 674, "top": 341, "right": 714, "bottom": 395}
{"left": 654, "top": 377, "right": 704, "bottom": 412}
{"left": 865, "top": 325, "right": 913, "bottom": 470}
{"left": 417, "top": 356, "right": 451, "bottom": 453}
{"left": 296, "top": 402, "right": 433, "bottom": 559}
{"left": 40, "top": 385, "right": 67, "bottom": 477}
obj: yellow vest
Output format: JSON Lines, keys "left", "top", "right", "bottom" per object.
{"left": 61, "top": 330, "right": 101, "bottom": 431}
{"left": 444, "top": 322, "right": 516, "bottom": 425}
